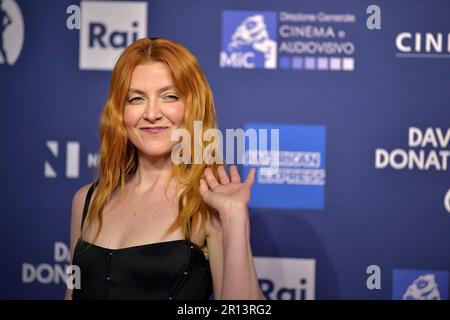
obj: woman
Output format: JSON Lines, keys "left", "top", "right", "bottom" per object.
{"left": 65, "top": 38, "right": 263, "bottom": 300}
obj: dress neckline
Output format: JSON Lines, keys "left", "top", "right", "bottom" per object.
{"left": 77, "top": 238, "right": 201, "bottom": 252}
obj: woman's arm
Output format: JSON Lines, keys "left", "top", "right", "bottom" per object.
{"left": 201, "top": 165, "right": 264, "bottom": 300}
{"left": 204, "top": 211, "right": 224, "bottom": 299}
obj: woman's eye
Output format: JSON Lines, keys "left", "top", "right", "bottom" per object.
{"left": 128, "top": 96, "right": 144, "bottom": 104}
{"left": 164, "top": 94, "right": 179, "bottom": 102}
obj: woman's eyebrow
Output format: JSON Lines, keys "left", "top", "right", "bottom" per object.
{"left": 128, "top": 88, "right": 146, "bottom": 95}
{"left": 127, "top": 85, "right": 177, "bottom": 95}
{"left": 157, "top": 85, "right": 176, "bottom": 93}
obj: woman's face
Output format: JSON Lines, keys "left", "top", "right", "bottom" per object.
{"left": 124, "top": 62, "right": 185, "bottom": 158}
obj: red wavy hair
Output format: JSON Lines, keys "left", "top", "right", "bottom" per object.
{"left": 83, "top": 38, "right": 218, "bottom": 244}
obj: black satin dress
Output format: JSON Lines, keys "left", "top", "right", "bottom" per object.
{"left": 71, "top": 182, "right": 213, "bottom": 300}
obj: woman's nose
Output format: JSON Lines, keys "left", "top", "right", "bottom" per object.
{"left": 143, "top": 100, "right": 163, "bottom": 122}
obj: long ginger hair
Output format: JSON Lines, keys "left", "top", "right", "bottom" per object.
{"left": 83, "top": 38, "right": 218, "bottom": 244}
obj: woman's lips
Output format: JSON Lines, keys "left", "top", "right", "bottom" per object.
{"left": 140, "top": 126, "right": 169, "bottom": 134}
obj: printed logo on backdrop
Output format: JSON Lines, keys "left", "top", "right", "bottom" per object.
{"left": 255, "top": 257, "right": 316, "bottom": 300}
{"left": 445, "top": 188, "right": 450, "bottom": 213}
{"left": 220, "top": 10, "right": 356, "bottom": 71}
{"left": 395, "top": 32, "right": 450, "bottom": 59}
{"left": 45, "top": 140, "right": 98, "bottom": 179}
{"left": 0, "top": 0, "right": 24, "bottom": 66}
{"left": 220, "top": 11, "right": 277, "bottom": 69}
{"left": 243, "top": 124, "right": 326, "bottom": 209}
{"left": 22, "top": 242, "right": 74, "bottom": 285}
{"left": 79, "top": 1, "right": 147, "bottom": 70}
{"left": 375, "top": 127, "right": 450, "bottom": 213}
{"left": 392, "top": 269, "right": 449, "bottom": 300}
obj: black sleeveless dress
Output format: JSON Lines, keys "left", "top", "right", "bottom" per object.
{"left": 71, "top": 182, "right": 213, "bottom": 300}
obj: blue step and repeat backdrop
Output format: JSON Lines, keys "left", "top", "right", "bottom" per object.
{"left": 0, "top": 0, "right": 449, "bottom": 300}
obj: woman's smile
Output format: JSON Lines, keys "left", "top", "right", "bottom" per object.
{"left": 139, "top": 126, "right": 169, "bottom": 134}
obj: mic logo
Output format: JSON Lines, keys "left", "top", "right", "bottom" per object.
{"left": 221, "top": 11, "right": 277, "bottom": 69}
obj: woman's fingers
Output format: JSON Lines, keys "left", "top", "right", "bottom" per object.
{"left": 245, "top": 167, "right": 256, "bottom": 186}
{"left": 204, "top": 167, "right": 220, "bottom": 190}
{"left": 203, "top": 166, "right": 253, "bottom": 193}
{"left": 230, "top": 165, "right": 241, "bottom": 183}
{"left": 217, "top": 165, "right": 230, "bottom": 184}
{"left": 199, "top": 179, "right": 209, "bottom": 196}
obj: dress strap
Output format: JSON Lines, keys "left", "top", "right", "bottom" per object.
{"left": 81, "top": 180, "right": 99, "bottom": 231}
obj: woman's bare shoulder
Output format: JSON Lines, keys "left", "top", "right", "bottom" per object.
{"left": 72, "top": 182, "right": 96, "bottom": 213}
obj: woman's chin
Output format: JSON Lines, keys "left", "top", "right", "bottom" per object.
{"left": 138, "top": 148, "right": 174, "bottom": 160}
